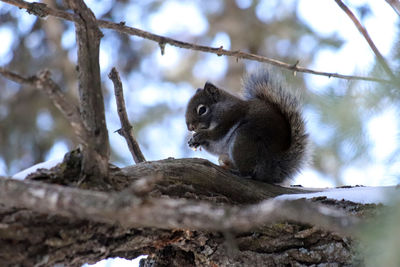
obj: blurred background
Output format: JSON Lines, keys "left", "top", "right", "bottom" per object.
{"left": 0, "top": 0, "right": 399, "bottom": 189}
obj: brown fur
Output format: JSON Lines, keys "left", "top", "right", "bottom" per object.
{"left": 185, "top": 70, "right": 309, "bottom": 183}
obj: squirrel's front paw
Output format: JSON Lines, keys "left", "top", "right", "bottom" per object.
{"left": 188, "top": 138, "right": 198, "bottom": 148}
{"left": 188, "top": 132, "right": 205, "bottom": 148}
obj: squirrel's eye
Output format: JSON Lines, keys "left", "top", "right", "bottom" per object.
{"left": 196, "top": 104, "right": 208, "bottom": 116}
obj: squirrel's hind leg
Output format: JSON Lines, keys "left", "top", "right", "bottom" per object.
{"left": 230, "top": 128, "right": 279, "bottom": 183}
{"left": 229, "top": 131, "right": 259, "bottom": 178}
{"left": 218, "top": 154, "right": 233, "bottom": 169}
{"left": 218, "top": 154, "right": 248, "bottom": 177}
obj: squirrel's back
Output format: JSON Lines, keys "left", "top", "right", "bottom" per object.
{"left": 242, "top": 70, "right": 309, "bottom": 181}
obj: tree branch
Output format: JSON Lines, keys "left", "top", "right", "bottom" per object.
{"left": 121, "top": 158, "right": 308, "bottom": 203}
{"left": 335, "top": 0, "right": 396, "bottom": 81}
{"left": 64, "top": 0, "right": 109, "bottom": 179}
{"left": 98, "top": 21, "right": 388, "bottom": 83}
{"left": 0, "top": 67, "right": 88, "bottom": 145}
{"left": 385, "top": 0, "right": 400, "bottom": 17}
{"left": 108, "top": 67, "right": 146, "bottom": 164}
{"left": 0, "top": 0, "right": 390, "bottom": 83}
{"left": 0, "top": 175, "right": 359, "bottom": 236}
{"left": 0, "top": 157, "right": 378, "bottom": 266}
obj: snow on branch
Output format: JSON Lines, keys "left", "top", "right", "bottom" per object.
{"left": 0, "top": 177, "right": 359, "bottom": 236}
{"left": 0, "top": 0, "right": 391, "bottom": 84}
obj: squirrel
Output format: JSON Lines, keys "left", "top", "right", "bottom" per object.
{"left": 185, "top": 69, "right": 309, "bottom": 183}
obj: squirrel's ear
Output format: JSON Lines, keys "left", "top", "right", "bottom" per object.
{"left": 204, "top": 82, "right": 220, "bottom": 101}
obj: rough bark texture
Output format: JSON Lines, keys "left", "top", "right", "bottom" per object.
{"left": 0, "top": 156, "right": 377, "bottom": 267}
{"left": 65, "top": 0, "right": 110, "bottom": 181}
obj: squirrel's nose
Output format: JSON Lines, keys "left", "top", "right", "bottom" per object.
{"left": 188, "top": 123, "right": 195, "bottom": 131}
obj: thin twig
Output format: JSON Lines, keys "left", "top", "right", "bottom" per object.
{"left": 0, "top": 67, "right": 88, "bottom": 145}
{"left": 385, "top": 0, "right": 400, "bottom": 16}
{"left": 335, "top": 0, "right": 396, "bottom": 81}
{"left": 100, "top": 21, "right": 390, "bottom": 83}
{"left": 108, "top": 67, "right": 146, "bottom": 164}
{"left": 0, "top": 177, "right": 360, "bottom": 236}
{"left": 0, "top": 0, "right": 391, "bottom": 84}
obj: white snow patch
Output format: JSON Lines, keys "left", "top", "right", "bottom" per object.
{"left": 12, "top": 158, "right": 63, "bottom": 180}
{"left": 29, "top": 188, "right": 46, "bottom": 199}
{"left": 48, "top": 192, "right": 59, "bottom": 209}
{"left": 276, "top": 186, "right": 399, "bottom": 205}
{"left": 83, "top": 255, "right": 148, "bottom": 267}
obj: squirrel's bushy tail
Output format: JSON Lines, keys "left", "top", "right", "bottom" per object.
{"left": 242, "top": 69, "right": 309, "bottom": 181}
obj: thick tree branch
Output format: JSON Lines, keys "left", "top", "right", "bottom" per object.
{"left": 121, "top": 158, "right": 310, "bottom": 203}
{"left": 0, "top": 158, "right": 377, "bottom": 266}
{"left": 64, "top": 0, "right": 109, "bottom": 179}
{"left": 335, "top": 0, "right": 396, "bottom": 81}
{"left": 108, "top": 67, "right": 146, "bottom": 164}
{"left": 0, "top": 176, "right": 359, "bottom": 236}
{"left": 0, "top": 67, "right": 88, "bottom": 145}
{"left": 0, "top": 0, "right": 390, "bottom": 83}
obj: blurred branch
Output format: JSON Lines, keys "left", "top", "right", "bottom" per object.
{"left": 108, "top": 67, "right": 146, "bottom": 164}
{"left": 64, "top": 0, "right": 110, "bottom": 179}
{"left": 0, "top": 0, "right": 391, "bottom": 84}
{"left": 0, "top": 67, "right": 88, "bottom": 145}
{"left": 3, "top": 0, "right": 75, "bottom": 20}
{"left": 335, "top": 0, "right": 396, "bottom": 81}
{"left": 0, "top": 176, "right": 359, "bottom": 236}
{"left": 385, "top": 0, "right": 400, "bottom": 16}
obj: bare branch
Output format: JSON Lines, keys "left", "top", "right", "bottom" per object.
{"left": 0, "top": 67, "right": 88, "bottom": 145}
{"left": 386, "top": 0, "right": 400, "bottom": 16}
{"left": 122, "top": 158, "right": 310, "bottom": 203}
{"left": 0, "top": 0, "right": 390, "bottom": 83}
{"left": 2, "top": 0, "right": 76, "bottom": 20}
{"left": 0, "top": 66, "right": 34, "bottom": 84}
{"left": 335, "top": 0, "right": 396, "bottom": 81}
{"left": 0, "top": 177, "right": 360, "bottom": 236}
{"left": 99, "top": 21, "right": 388, "bottom": 83}
{"left": 108, "top": 67, "right": 146, "bottom": 164}
{"left": 64, "top": 0, "right": 109, "bottom": 179}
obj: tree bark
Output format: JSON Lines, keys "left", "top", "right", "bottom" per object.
{"left": 0, "top": 156, "right": 375, "bottom": 266}
{"left": 65, "top": 0, "right": 110, "bottom": 181}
